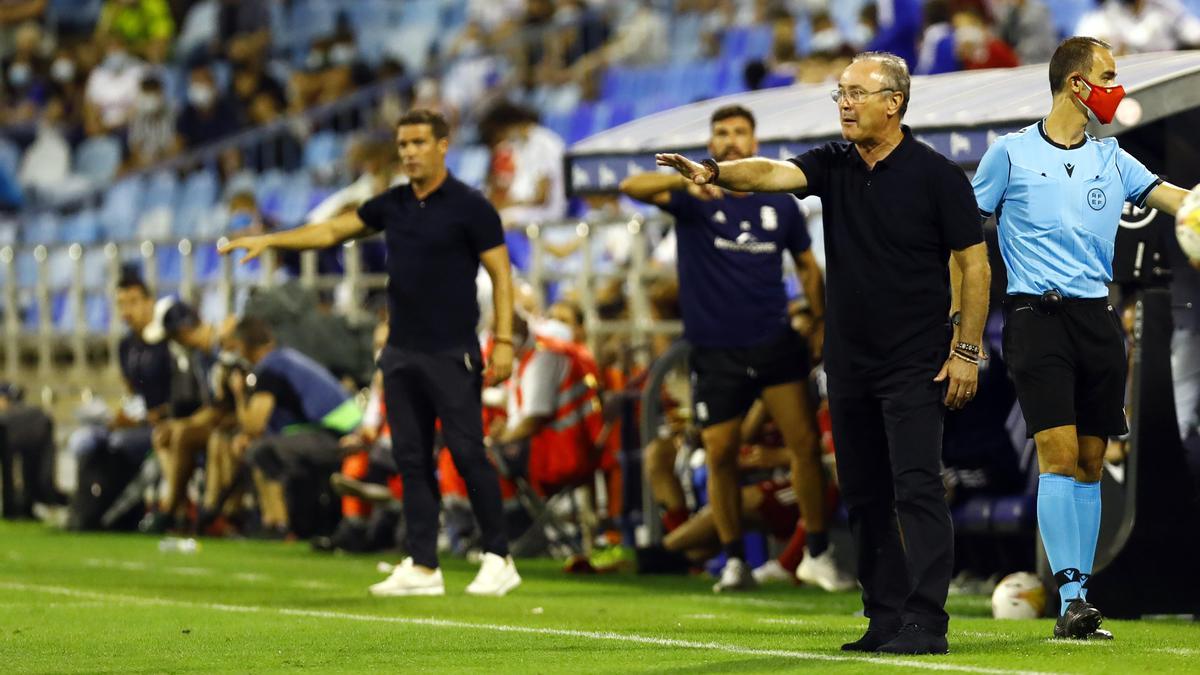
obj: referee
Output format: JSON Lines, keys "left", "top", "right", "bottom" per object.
{"left": 221, "top": 109, "right": 521, "bottom": 597}
{"left": 659, "top": 52, "right": 990, "bottom": 655}
{"left": 972, "top": 37, "right": 1193, "bottom": 640}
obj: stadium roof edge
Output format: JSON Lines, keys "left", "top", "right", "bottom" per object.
{"left": 566, "top": 51, "right": 1200, "bottom": 194}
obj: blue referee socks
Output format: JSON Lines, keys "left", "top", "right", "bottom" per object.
{"left": 1037, "top": 473, "right": 1080, "bottom": 615}
{"left": 1075, "top": 480, "right": 1102, "bottom": 602}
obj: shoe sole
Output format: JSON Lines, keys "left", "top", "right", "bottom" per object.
{"left": 369, "top": 586, "right": 446, "bottom": 597}
{"left": 466, "top": 573, "right": 521, "bottom": 597}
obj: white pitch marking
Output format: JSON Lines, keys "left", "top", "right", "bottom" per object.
{"left": 757, "top": 617, "right": 812, "bottom": 626}
{"left": 0, "top": 581, "right": 1054, "bottom": 675}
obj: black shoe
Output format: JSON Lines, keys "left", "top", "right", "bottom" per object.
{"left": 1053, "top": 599, "right": 1103, "bottom": 640}
{"left": 875, "top": 624, "right": 949, "bottom": 655}
{"left": 138, "top": 511, "right": 172, "bottom": 534}
{"left": 841, "top": 627, "right": 901, "bottom": 652}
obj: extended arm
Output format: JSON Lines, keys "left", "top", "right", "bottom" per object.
{"left": 1146, "top": 181, "right": 1191, "bottom": 218}
{"left": 218, "top": 211, "right": 369, "bottom": 262}
{"left": 655, "top": 153, "right": 809, "bottom": 193}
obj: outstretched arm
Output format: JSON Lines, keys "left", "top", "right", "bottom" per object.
{"left": 655, "top": 153, "right": 809, "bottom": 193}
{"left": 218, "top": 211, "right": 369, "bottom": 262}
{"left": 1146, "top": 181, "right": 1191, "bottom": 217}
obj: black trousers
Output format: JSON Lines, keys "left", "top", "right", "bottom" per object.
{"left": 828, "top": 358, "right": 953, "bottom": 634}
{"left": 379, "top": 345, "right": 508, "bottom": 568}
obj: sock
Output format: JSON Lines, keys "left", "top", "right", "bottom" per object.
{"left": 806, "top": 530, "right": 829, "bottom": 558}
{"left": 777, "top": 524, "right": 807, "bottom": 572}
{"left": 722, "top": 539, "right": 745, "bottom": 561}
{"left": 1037, "top": 473, "right": 1081, "bottom": 615}
{"left": 1074, "top": 480, "right": 1101, "bottom": 602}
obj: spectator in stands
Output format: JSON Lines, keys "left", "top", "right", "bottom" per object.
{"left": 218, "top": 0, "right": 271, "bottom": 64}
{"left": 47, "top": 45, "right": 86, "bottom": 138}
{"left": 2, "top": 21, "right": 48, "bottom": 128}
{"left": 242, "top": 88, "right": 302, "bottom": 172}
{"left": 83, "top": 36, "right": 145, "bottom": 136}
{"left": 288, "top": 35, "right": 355, "bottom": 116}
{"left": 95, "top": 0, "right": 174, "bottom": 64}
{"left": 1076, "top": 0, "right": 1200, "bottom": 54}
{"left": 229, "top": 316, "right": 363, "bottom": 539}
{"left": 794, "top": 11, "right": 854, "bottom": 85}
{"left": 126, "top": 73, "right": 179, "bottom": 168}
{"left": 230, "top": 52, "right": 286, "bottom": 126}
{"left": 0, "top": 0, "right": 44, "bottom": 49}
{"left": 18, "top": 95, "right": 89, "bottom": 200}
{"left": 864, "top": 0, "right": 924, "bottom": 68}
{"left": 915, "top": 0, "right": 958, "bottom": 75}
{"left": 480, "top": 100, "right": 567, "bottom": 227}
{"left": 993, "top": 0, "right": 1058, "bottom": 65}
{"left": 0, "top": 382, "right": 67, "bottom": 517}
{"left": 954, "top": 6, "right": 1019, "bottom": 70}
{"left": 176, "top": 63, "right": 238, "bottom": 149}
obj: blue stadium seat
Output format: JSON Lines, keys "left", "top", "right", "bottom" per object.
{"left": 450, "top": 145, "right": 489, "bottom": 189}
{"left": 143, "top": 170, "right": 179, "bottom": 210}
{"left": 1044, "top": 0, "right": 1098, "bottom": 38}
{"left": 346, "top": 0, "right": 394, "bottom": 35}
{"left": 61, "top": 208, "right": 102, "bottom": 244}
{"left": 99, "top": 177, "right": 146, "bottom": 241}
{"left": 82, "top": 248, "right": 108, "bottom": 289}
{"left": 0, "top": 136, "right": 19, "bottom": 179}
{"left": 173, "top": 169, "right": 219, "bottom": 238}
{"left": 668, "top": 13, "right": 705, "bottom": 63}
{"left": 22, "top": 296, "right": 39, "bottom": 332}
{"left": 399, "top": 0, "right": 441, "bottom": 26}
{"left": 46, "top": 248, "right": 73, "bottom": 290}
{"left": 255, "top": 169, "right": 289, "bottom": 216}
{"left": 85, "top": 292, "right": 110, "bottom": 333}
{"left": 21, "top": 211, "right": 60, "bottom": 246}
{"left": 15, "top": 250, "right": 37, "bottom": 288}
{"left": 157, "top": 244, "right": 182, "bottom": 285}
{"left": 303, "top": 131, "right": 344, "bottom": 173}
{"left": 194, "top": 243, "right": 222, "bottom": 283}
{"left": 74, "top": 136, "right": 123, "bottom": 187}
{"left": 51, "top": 290, "right": 74, "bottom": 333}
{"left": 231, "top": 249, "right": 262, "bottom": 282}
{"left": 48, "top": 0, "right": 103, "bottom": 32}
{"left": 951, "top": 497, "right": 993, "bottom": 535}
{"left": 284, "top": 0, "right": 338, "bottom": 53}
{"left": 275, "top": 173, "right": 313, "bottom": 227}
{"left": 721, "top": 25, "right": 772, "bottom": 61}
{"left": 990, "top": 494, "right": 1037, "bottom": 534}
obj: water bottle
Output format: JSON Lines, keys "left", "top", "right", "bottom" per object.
{"left": 158, "top": 537, "right": 200, "bottom": 554}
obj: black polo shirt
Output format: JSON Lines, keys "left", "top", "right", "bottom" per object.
{"left": 357, "top": 173, "right": 504, "bottom": 353}
{"left": 789, "top": 126, "right": 983, "bottom": 378}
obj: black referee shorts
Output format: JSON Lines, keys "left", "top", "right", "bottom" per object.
{"left": 1002, "top": 295, "right": 1128, "bottom": 438}
{"left": 690, "top": 330, "right": 810, "bottom": 428}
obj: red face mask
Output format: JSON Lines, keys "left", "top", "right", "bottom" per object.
{"left": 1074, "top": 76, "right": 1125, "bottom": 125}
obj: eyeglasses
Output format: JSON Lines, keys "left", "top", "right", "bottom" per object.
{"left": 830, "top": 87, "right": 896, "bottom": 105}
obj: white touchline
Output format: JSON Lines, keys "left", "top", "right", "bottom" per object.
{"left": 0, "top": 582, "right": 1053, "bottom": 675}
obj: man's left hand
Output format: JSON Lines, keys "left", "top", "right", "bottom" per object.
{"left": 487, "top": 342, "right": 514, "bottom": 384}
{"left": 934, "top": 354, "right": 979, "bottom": 410}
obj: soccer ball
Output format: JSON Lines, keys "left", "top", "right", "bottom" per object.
{"left": 1176, "top": 183, "right": 1200, "bottom": 261}
{"left": 991, "top": 572, "right": 1047, "bottom": 620}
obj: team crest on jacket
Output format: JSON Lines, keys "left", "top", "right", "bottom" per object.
{"left": 760, "top": 206, "right": 778, "bottom": 230}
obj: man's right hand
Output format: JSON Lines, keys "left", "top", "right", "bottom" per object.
{"left": 218, "top": 236, "right": 270, "bottom": 263}
{"left": 656, "top": 153, "right": 715, "bottom": 185}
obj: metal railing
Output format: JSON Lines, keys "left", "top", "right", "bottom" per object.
{"left": 0, "top": 215, "right": 685, "bottom": 379}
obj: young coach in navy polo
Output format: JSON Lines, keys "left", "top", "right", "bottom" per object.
{"left": 221, "top": 109, "right": 522, "bottom": 597}
{"left": 659, "top": 52, "right": 991, "bottom": 655}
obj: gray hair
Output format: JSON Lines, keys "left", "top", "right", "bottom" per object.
{"left": 850, "top": 51, "right": 911, "bottom": 118}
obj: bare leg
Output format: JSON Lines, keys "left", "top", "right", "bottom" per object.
{"left": 703, "top": 417, "right": 744, "bottom": 548}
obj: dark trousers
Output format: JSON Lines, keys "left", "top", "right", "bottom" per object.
{"left": 379, "top": 345, "right": 508, "bottom": 568}
{"left": 828, "top": 360, "right": 953, "bottom": 634}
{"left": 248, "top": 430, "right": 344, "bottom": 481}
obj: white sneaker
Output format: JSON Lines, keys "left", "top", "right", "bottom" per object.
{"left": 796, "top": 546, "right": 856, "bottom": 592}
{"left": 465, "top": 552, "right": 521, "bottom": 596}
{"left": 712, "top": 557, "right": 757, "bottom": 593}
{"left": 369, "top": 557, "right": 445, "bottom": 597}
{"left": 752, "top": 559, "right": 795, "bottom": 585}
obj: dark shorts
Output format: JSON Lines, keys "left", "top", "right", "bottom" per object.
{"left": 690, "top": 330, "right": 810, "bottom": 428}
{"left": 1002, "top": 295, "right": 1128, "bottom": 438}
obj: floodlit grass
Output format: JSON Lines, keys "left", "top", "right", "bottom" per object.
{"left": 1, "top": 521, "right": 1197, "bottom": 673}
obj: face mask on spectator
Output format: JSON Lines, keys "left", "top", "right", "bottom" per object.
{"left": 188, "top": 82, "right": 215, "bottom": 108}
{"left": 329, "top": 43, "right": 356, "bottom": 67}
{"left": 8, "top": 62, "right": 31, "bottom": 89}
{"left": 229, "top": 212, "right": 254, "bottom": 230}
{"left": 810, "top": 28, "right": 841, "bottom": 54}
{"left": 954, "top": 25, "right": 988, "bottom": 63}
{"left": 103, "top": 49, "right": 131, "bottom": 71}
{"left": 137, "top": 92, "right": 163, "bottom": 114}
{"left": 50, "top": 58, "right": 74, "bottom": 83}
{"left": 305, "top": 50, "right": 327, "bottom": 71}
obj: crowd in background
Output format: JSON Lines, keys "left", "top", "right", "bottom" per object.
{"left": 2, "top": 0, "right": 1200, "bottom": 590}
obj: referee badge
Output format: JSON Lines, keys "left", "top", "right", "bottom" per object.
{"left": 1087, "top": 188, "right": 1106, "bottom": 211}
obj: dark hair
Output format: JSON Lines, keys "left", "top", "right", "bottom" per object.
{"left": 1049, "top": 37, "right": 1112, "bottom": 94}
{"left": 397, "top": 108, "right": 449, "bottom": 139}
{"left": 116, "top": 266, "right": 150, "bottom": 296}
{"left": 479, "top": 100, "right": 540, "bottom": 145}
{"left": 228, "top": 190, "right": 258, "bottom": 210}
{"left": 711, "top": 104, "right": 756, "bottom": 130}
{"left": 234, "top": 316, "right": 274, "bottom": 351}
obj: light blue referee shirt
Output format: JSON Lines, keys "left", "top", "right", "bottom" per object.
{"left": 972, "top": 120, "right": 1162, "bottom": 298}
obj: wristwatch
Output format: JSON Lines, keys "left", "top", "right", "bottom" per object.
{"left": 950, "top": 311, "right": 962, "bottom": 327}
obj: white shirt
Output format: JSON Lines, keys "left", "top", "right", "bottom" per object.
{"left": 498, "top": 125, "right": 567, "bottom": 226}
{"left": 1075, "top": 0, "right": 1200, "bottom": 54}
{"left": 85, "top": 62, "right": 146, "bottom": 129}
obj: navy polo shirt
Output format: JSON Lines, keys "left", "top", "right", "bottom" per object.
{"left": 250, "top": 347, "right": 359, "bottom": 435}
{"left": 118, "top": 333, "right": 174, "bottom": 412}
{"left": 789, "top": 126, "right": 984, "bottom": 377}
{"left": 357, "top": 173, "right": 505, "bottom": 353}
{"left": 660, "top": 191, "right": 811, "bottom": 348}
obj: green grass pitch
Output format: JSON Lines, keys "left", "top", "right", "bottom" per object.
{"left": 1, "top": 521, "right": 1198, "bottom": 673}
